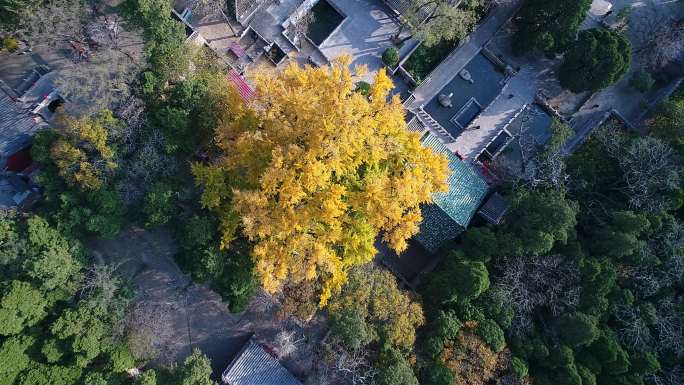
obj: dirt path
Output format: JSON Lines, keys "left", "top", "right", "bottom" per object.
{"left": 85, "top": 227, "right": 327, "bottom": 379}
{"left": 85, "top": 227, "right": 245, "bottom": 375}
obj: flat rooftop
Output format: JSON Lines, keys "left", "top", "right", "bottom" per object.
{"left": 423, "top": 53, "right": 505, "bottom": 139}
{"left": 499, "top": 103, "right": 554, "bottom": 170}
{"left": 506, "top": 103, "right": 553, "bottom": 143}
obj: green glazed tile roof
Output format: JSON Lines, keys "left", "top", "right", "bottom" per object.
{"left": 421, "top": 133, "right": 488, "bottom": 229}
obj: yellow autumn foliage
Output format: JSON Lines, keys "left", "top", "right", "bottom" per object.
{"left": 50, "top": 110, "right": 118, "bottom": 191}
{"left": 193, "top": 58, "right": 449, "bottom": 305}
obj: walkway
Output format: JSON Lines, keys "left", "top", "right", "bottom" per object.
{"left": 407, "top": 0, "right": 523, "bottom": 110}
{"left": 448, "top": 67, "right": 538, "bottom": 159}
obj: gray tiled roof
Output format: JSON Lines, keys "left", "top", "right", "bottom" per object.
{"left": 230, "top": 0, "right": 262, "bottom": 23}
{"left": 222, "top": 337, "right": 303, "bottom": 385}
{"left": 0, "top": 89, "right": 43, "bottom": 169}
{"left": 478, "top": 192, "right": 508, "bottom": 225}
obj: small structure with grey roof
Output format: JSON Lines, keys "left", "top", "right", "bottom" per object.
{"left": 0, "top": 173, "right": 40, "bottom": 211}
{"left": 222, "top": 336, "right": 303, "bottom": 385}
{"left": 414, "top": 133, "right": 489, "bottom": 252}
{"left": 478, "top": 192, "right": 508, "bottom": 225}
{"left": 0, "top": 88, "right": 45, "bottom": 170}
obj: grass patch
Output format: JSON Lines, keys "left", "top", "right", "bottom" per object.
{"left": 402, "top": 39, "right": 457, "bottom": 83}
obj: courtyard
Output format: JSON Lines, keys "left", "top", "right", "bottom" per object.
{"left": 86, "top": 228, "right": 327, "bottom": 379}
{"left": 317, "top": 0, "right": 400, "bottom": 82}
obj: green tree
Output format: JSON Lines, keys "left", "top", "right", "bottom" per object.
{"left": 137, "top": 370, "right": 157, "bottom": 385}
{"left": 512, "top": 0, "right": 592, "bottom": 54}
{"left": 0, "top": 336, "right": 35, "bottom": 385}
{"left": 375, "top": 346, "right": 419, "bottom": 385}
{"left": 461, "top": 227, "right": 500, "bottom": 262}
{"left": 629, "top": 70, "right": 655, "bottom": 93}
{"left": 50, "top": 303, "right": 116, "bottom": 367}
{"left": 630, "top": 351, "right": 660, "bottom": 375}
{"left": 0, "top": 212, "right": 24, "bottom": 274}
{"left": 18, "top": 364, "right": 82, "bottom": 385}
{"left": 23, "top": 216, "right": 82, "bottom": 292}
{"left": 0, "top": 0, "right": 40, "bottom": 27}
{"left": 173, "top": 349, "right": 215, "bottom": 385}
{"left": 328, "top": 266, "right": 425, "bottom": 351}
{"left": 212, "top": 241, "right": 257, "bottom": 313}
{"left": 41, "top": 339, "right": 64, "bottom": 363}
{"left": 382, "top": 47, "right": 399, "bottom": 68}
{"left": 142, "top": 181, "right": 177, "bottom": 228}
{"left": 476, "top": 319, "right": 505, "bottom": 352}
{"left": 108, "top": 343, "right": 135, "bottom": 373}
{"left": 501, "top": 188, "right": 579, "bottom": 256}
{"left": 121, "top": 0, "right": 193, "bottom": 83}
{"left": 559, "top": 312, "right": 599, "bottom": 347}
{"left": 511, "top": 356, "right": 529, "bottom": 379}
{"left": 423, "top": 310, "right": 461, "bottom": 357}
{"left": 649, "top": 97, "right": 684, "bottom": 157}
{"left": 0, "top": 280, "right": 47, "bottom": 335}
{"left": 559, "top": 28, "right": 631, "bottom": 93}
{"left": 84, "top": 188, "right": 127, "bottom": 237}
{"left": 401, "top": 0, "right": 477, "bottom": 47}
{"left": 329, "top": 307, "right": 373, "bottom": 351}
{"left": 421, "top": 253, "right": 489, "bottom": 306}
{"left": 589, "top": 211, "right": 650, "bottom": 260}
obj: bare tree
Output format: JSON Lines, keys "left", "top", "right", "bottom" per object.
{"left": 287, "top": 12, "right": 316, "bottom": 48}
{"left": 126, "top": 300, "right": 175, "bottom": 362}
{"left": 56, "top": 46, "right": 141, "bottom": 115}
{"left": 15, "top": 0, "right": 89, "bottom": 49}
{"left": 274, "top": 329, "right": 304, "bottom": 359}
{"left": 627, "top": 2, "right": 684, "bottom": 70}
{"left": 311, "top": 341, "right": 376, "bottom": 385}
{"left": 654, "top": 297, "right": 684, "bottom": 356}
{"left": 614, "top": 305, "right": 653, "bottom": 351}
{"left": 191, "top": 0, "right": 227, "bottom": 17}
{"left": 646, "top": 365, "right": 684, "bottom": 385}
{"left": 618, "top": 136, "right": 681, "bottom": 211}
{"left": 595, "top": 126, "right": 681, "bottom": 211}
{"left": 116, "top": 130, "right": 178, "bottom": 204}
{"left": 490, "top": 255, "right": 580, "bottom": 336}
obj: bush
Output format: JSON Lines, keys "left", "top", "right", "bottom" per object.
{"left": 0, "top": 36, "right": 18, "bottom": 52}
{"left": 355, "top": 81, "right": 371, "bottom": 96}
{"left": 629, "top": 70, "right": 655, "bottom": 93}
{"left": 511, "top": 356, "right": 529, "bottom": 379}
{"left": 476, "top": 319, "right": 505, "bottom": 352}
{"left": 421, "top": 362, "right": 453, "bottom": 385}
{"left": 213, "top": 242, "right": 258, "bottom": 313}
{"left": 141, "top": 181, "right": 177, "bottom": 228}
{"left": 382, "top": 47, "right": 400, "bottom": 68}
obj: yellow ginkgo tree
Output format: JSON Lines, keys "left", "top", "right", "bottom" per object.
{"left": 193, "top": 58, "right": 449, "bottom": 305}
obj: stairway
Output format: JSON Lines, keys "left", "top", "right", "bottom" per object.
{"left": 416, "top": 107, "right": 455, "bottom": 143}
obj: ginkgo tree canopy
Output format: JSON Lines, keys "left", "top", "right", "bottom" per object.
{"left": 193, "top": 58, "right": 449, "bottom": 305}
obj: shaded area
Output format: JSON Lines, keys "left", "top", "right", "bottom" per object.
{"left": 376, "top": 238, "right": 436, "bottom": 285}
{"left": 403, "top": 39, "right": 457, "bottom": 82}
{"left": 307, "top": 0, "right": 345, "bottom": 45}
